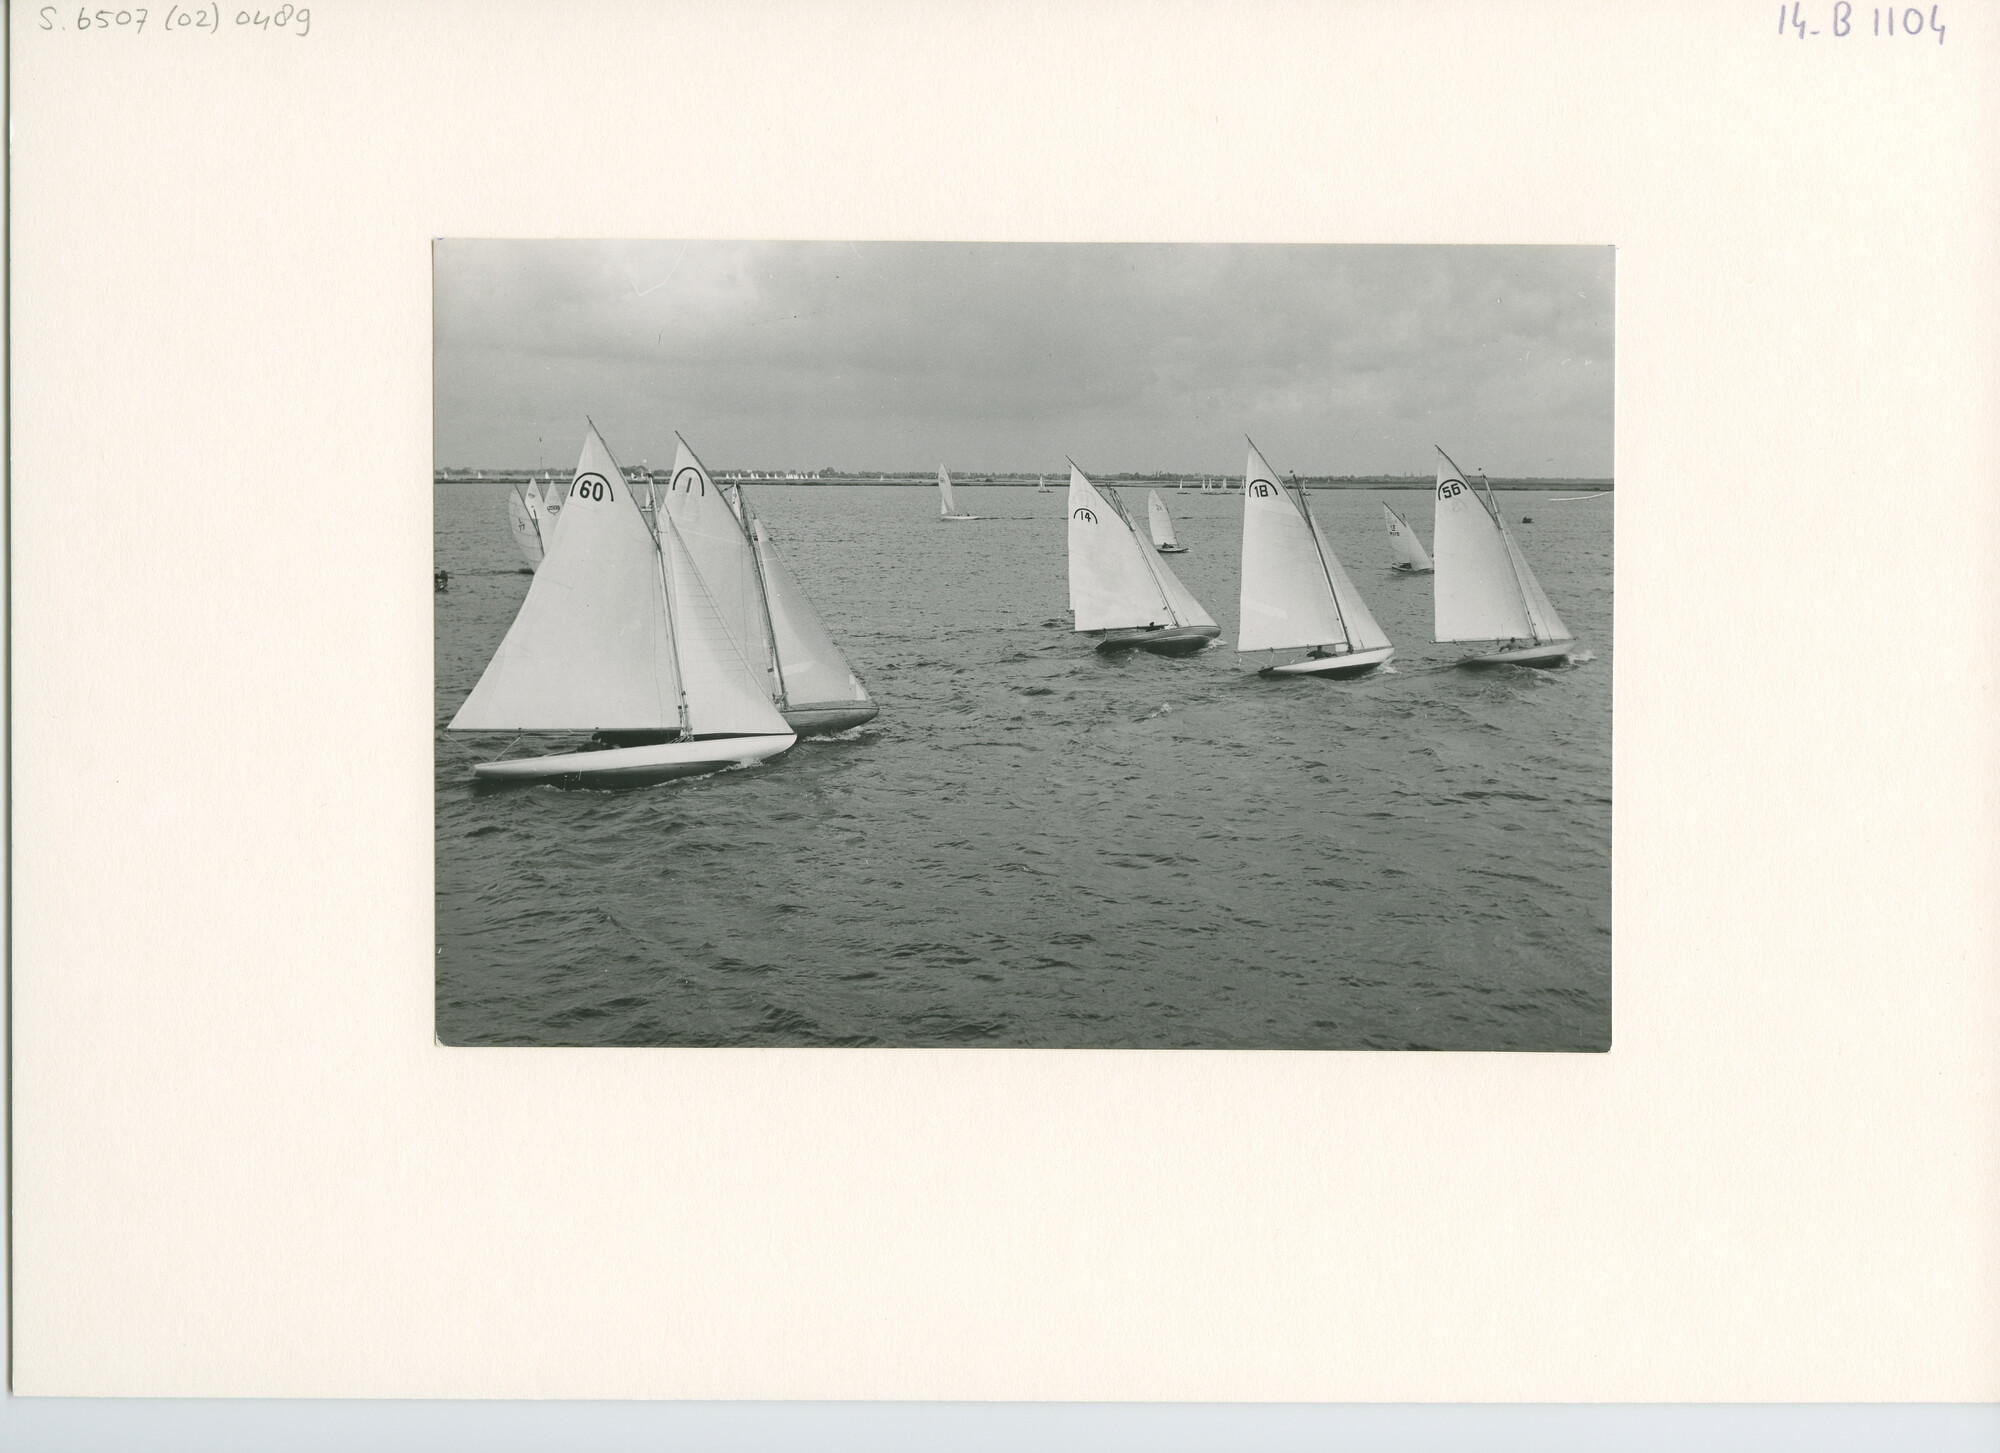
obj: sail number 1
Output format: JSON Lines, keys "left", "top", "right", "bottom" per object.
{"left": 570, "top": 472, "right": 614, "bottom": 503}
{"left": 1778, "top": 2, "right": 1945, "bottom": 40}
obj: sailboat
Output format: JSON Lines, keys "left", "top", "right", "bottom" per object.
{"left": 1066, "top": 461, "right": 1219, "bottom": 655}
{"left": 1382, "top": 502, "right": 1434, "bottom": 573}
{"left": 1236, "top": 440, "right": 1393, "bottom": 677}
{"left": 663, "top": 434, "right": 878, "bottom": 735}
{"left": 537, "top": 475, "right": 564, "bottom": 535}
{"left": 446, "top": 423, "right": 797, "bottom": 786}
{"left": 1146, "top": 489, "right": 1188, "bottom": 553}
{"left": 1431, "top": 447, "right": 1574, "bottom": 666}
{"left": 505, "top": 482, "right": 546, "bottom": 570}
{"left": 936, "top": 465, "right": 978, "bottom": 521}
{"left": 1037, "top": 474, "right": 1050, "bottom": 494}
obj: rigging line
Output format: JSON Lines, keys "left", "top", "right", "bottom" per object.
{"left": 1106, "top": 483, "right": 1177, "bottom": 625}
{"left": 678, "top": 432, "right": 787, "bottom": 702}
{"left": 1477, "top": 465, "right": 1543, "bottom": 647}
{"left": 1437, "top": 443, "right": 1534, "bottom": 646}
{"left": 654, "top": 515, "right": 694, "bottom": 738}
{"left": 1290, "top": 469, "right": 1351, "bottom": 651}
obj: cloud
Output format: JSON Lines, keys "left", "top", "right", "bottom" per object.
{"left": 434, "top": 241, "right": 1613, "bottom": 476}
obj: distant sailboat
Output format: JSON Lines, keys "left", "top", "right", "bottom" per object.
{"left": 506, "top": 483, "right": 546, "bottom": 570}
{"left": 1146, "top": 489, "right": 1188, "bottom": 553}
{"left": 1432, "top": 447, "right": 1574, "bottom": 667}
{"left": 1236, "top": 440, "right": 1393, "bottom": 677}
{"left": 1382, "top": 502, "right": 1434, "bottom": 573}
{"left": 447, "top": 423, "right": 797, "bottom": 785}
{"left": 1067, "top": 461, "right": 1219, "bottom": 655}
{"left": 665, "top": 434, "right": 879, "bottom": 735}
{"left": 937, "top": 465, "right": 978, "bottom": 521}
{"left": 1037, "top": 474, "right": 1050, "bottom": 493}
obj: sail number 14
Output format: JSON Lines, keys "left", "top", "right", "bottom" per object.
{"left": 1779, "top": 3, "right": 1945, "bottom": 40}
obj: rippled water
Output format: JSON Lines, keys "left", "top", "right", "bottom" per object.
{"left": 435, "top": 482, "right": 1611, "bottom": 1050}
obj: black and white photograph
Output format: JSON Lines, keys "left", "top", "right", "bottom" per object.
{"left": 434, "top": 241, "right": 1613, "bottom": 1050}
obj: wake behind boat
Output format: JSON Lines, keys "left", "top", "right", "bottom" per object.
{"left": 1431, "top": 447, "right": 1575, "bottom": 666}
{"left": 447, "top": 423, "right": 796, "bottom": 786}
{"left": 936, "top": 465, "right": 981, "bottom": 521}
{"left": 1236, "top": 440, "right": 1393, "bottom": 677}
{"left": 1067, "top": 461, "right": 1219, "bottom": 655}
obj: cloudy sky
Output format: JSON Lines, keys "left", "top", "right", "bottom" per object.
{"left": 434, "top": 242, "right": 1612, "bottom": 478}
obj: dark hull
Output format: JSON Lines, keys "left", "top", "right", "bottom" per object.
{"left": 1095, "top": 624, "right": 1222, "bottom": 657}
{"left": 782, "top": 700, "right": 881, "bottom": 735}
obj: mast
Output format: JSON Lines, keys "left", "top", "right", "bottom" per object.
{"left": 653, "top": 501, "right": 693, "bottom": 737}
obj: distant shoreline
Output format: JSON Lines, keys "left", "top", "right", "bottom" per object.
{"left": 438, "top": 472, "right": 1615, "bottom": 493}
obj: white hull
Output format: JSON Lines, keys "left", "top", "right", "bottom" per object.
{"left": 1156, "top": 544, "right": 1188, "bottom": 554}
{"left": 939, "top": 513, "right": 980, "bottom": 522}
{"left": 1455, "top": 640, "right": 1572, "bottom": 667}
{"left": 1261, "top": 644, "right": 1395, "bottom": 677}
{"left": 1390, "top": 563, "right": 1433, "bottom": 574}
{"left": 471, "top": 733, "right": 795, "bottom": 786}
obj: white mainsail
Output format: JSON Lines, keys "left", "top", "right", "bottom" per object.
{"left": 1432, "top": 451, "right": 1566, "bottom": 645}
{"left": 936, "top": 465, "right": 958, "bottom": 517}
{"left": 450, "top": 426, "right": 682, "bottom": 732}
{"left": 1067, "top": 464, "right": 1213, "bottom": 632}
{"left": 506, "top": 485, "right": 545, "bottom": 569}
{"left": 1037, "top": 474, "right": 1049, "bottom": 493}
{"left": 1310, "top": 514, "right": 1390, "bottom": 651}
{"left": 1383, "top": 502, "right": 1433, "bottom": 571}
{"left": 658, "top": 513, "right": 794, "bottom": 738}
{"left": 661, "top": 435, "right": 782, "bottom": 700}
{"left": 1237, "top": 441, "right": 1364, "bottom": 654}
{"left": 1147, "top": 489, "right": 1180, "bottom": 549}
{"left": 752, "top": 518, "right": 873, "bottom": 710}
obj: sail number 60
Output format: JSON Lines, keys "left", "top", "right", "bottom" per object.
{"left": 570, "top": 472, "right": 615, "bottom": 503}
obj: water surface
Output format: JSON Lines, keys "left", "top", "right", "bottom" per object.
{"left": 435, "top": 483, "right": 1612, "bottom": 1050}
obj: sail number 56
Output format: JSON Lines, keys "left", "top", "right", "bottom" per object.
{"left": 570, "top": 472, "right": 615, "bottom": 503}
{"left": 1438, "top": 480, "right": 1466, "bottom": 500}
